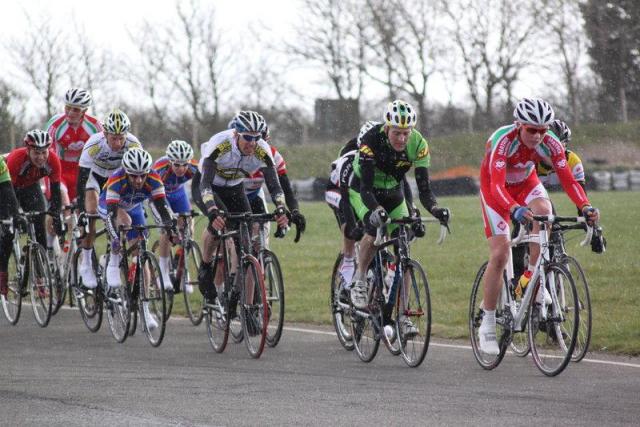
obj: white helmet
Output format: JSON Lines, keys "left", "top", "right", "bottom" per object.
{"left": 513, "top": 98, "right": 555, "bottom": 126}
{"left": 357, "top": 120, "right": 380, "bottom": 146}
{"left": 383, "top": 100, "right": 417, "bottom": 129}
{"left": 166, "top": 140, "right": 194, "bottom": 162}
{"left": 122, "top": 148, "right": 152, "bottom": 174}
{"left": 232, "top": 110, "right": 267, "bottom": 133}
{"left": 64, "top": 88, "right": 92, "bottom": 109}
{"left": 104, "top": 109, "right": 131, "bottom": 134}
{"left": 24, "top": 129, "right": 52, "bottom": 149}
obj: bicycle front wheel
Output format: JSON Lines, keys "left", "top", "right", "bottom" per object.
{"left": 72, "top": 248, "right": 103, "bottom": 332}
{"left": 528, "top": 264, "right": 579, "bottom": 377}
{"left": 105, "top": 254, "right": 132, "bottom": 343}
{"left": 262, "top": 249, "right": 284, "bottom": 347}
{"left": 1, "top": 246, "right": 23, "bottom": 325}
{"left": 396, "top": 260, "right": 431, "bottom": 367}
{"left": 469, "top": 262, "right": 509, "bottom": 370}
{"left": 330, "top": 253, "right": 354, "bottom": 351}
{"left": 50, "top": 252, "right": 66, "bottom": 316}
{"left": 563, "top": 256, "right": 591, "bottom": 362}
{"left": 182, "top": 241, "right": 205, "bottom": 325}
{"left": 351, "top": 278, "right": 381, "bottom": 363}
{"left": 240, "top": 256, "right": 268, "bottom": 359}
{"left": 141, "top": 251, "right": 167, "bottom": 347}
{"left": 29, "top": 245, "right": 53, "bottom": 327}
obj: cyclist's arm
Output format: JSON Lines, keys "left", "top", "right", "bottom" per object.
{"left": 261, "top": 165, "right": 286, "bottom": 207}
{"left": 48, "top": 154, "right": 63, "bottom": 213}
{"left": 105, "top": 203, "right": 119, "bottom": 241}
{"left": 277, "top": 173, "right": 298, "bottom": 211}
{"left": 402, "top": 176, "right": 414, "bottom": 209}
{"left": 76, "top": 167, "right": 91, "bottom": 211}
{"left": 151, "top": 197, "right": 173, "bottom": 224}
{"left": 358, "top": 152, "right": 379, "bottom": 211}
{"left": 549, "top": 140, "right": 590, "bottom": 209}
{"left": 414, "top": 167, "right": 438, "bottom": 213}
{"left": 199, "top": 156, "right": 218, "bottom": 211}
{"left": 0, "top": 181, "right": 19, "bottom": 219}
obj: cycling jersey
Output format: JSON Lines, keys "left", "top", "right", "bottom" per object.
{"left": 480, "top": 124, "right": 588, "bottom": 213}
{"left": 46, "top": 113, "right": 102, "bottom": 200}
{"left": 244, "top": 145, "right": 286, "bottom": 197}
{"left": 0, "top": 156, "right": 11, "bottom": 185}
{"left": 537, "top": 149, "right": 584, "bottom": 187}
{"left": 79, "top": 132, "right": 142, "bottom": 179}
{"left": 153, "top": 156, "right": 198, "bottom": 193}
{"left": 6, "top": 147, "right": 61, "bottom": 189}
{"left": 101, "top": 168, "right": 165, "bottom": 211}
{"left": 329, "top": 150, "right": 357, "bottom": 190}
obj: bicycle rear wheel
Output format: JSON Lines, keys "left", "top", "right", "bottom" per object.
{"left": 105, "top": 254, "right": 132, "bottom": 343}
{"left": 563, "top": 256, "right": 591, "bottom": 362}
{"left": 29, "top": 245, "right": 53, "bottom": 327}
{"left": 240, "top": 256, "right": 268, "bottom": 358}
{"left": 182, "top": 241, "right": 205, "bottom": 325}
{"left": 395, "top": 260, "right": 431, "bottom": 367}
{"left": 469, "top": 262, "right": 510, "bottom": 370}
{"left": 330, "top": 253, "right": 354, "bottom": 351}
{"left": 72, "top": 248, "right": 103, "bottom": 332}
{"left": 141, "top": 251, "right": 167, "bottom": 347}
{"left": 262, "top": 249, "right": 284, "bottom": 347}
{"left": 1, "top": 246, "right": 23, "bottom": 325}
{"left": 528, "top": 264, "right": 579, "bottom": 376}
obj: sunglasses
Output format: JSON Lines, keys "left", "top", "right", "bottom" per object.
{"left": 171, "top": 162, "right": 188, "bottom": 168}
{"left": 523, "top": 126, "right": 548, "bottom": 135}
{"left": 128, "top": 173, "right": 147, "bottom": 179}
{"left": 240, "top": 133, "right": 261, "bottom": 142}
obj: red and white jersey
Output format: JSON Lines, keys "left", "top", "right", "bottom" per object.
{"left": 243, "top": 145, "right": 287, "bottom": 194}
{"left": 46, "top": 113, "right": 102, "bottom": 164}
{"left": 480, "top": 124, "right": 589, "bottom": 212}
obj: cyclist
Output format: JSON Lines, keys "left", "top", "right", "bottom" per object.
{"left": 242, "top": 124, "right": 306, "bottom": 244}
{"left": 193, "top": 110, "right": 288, "bottom": 306}
{"left": 76, "top": 109, "right": 142, "bottom": 288}
{"left": 0, "top": 156, "right": 21, "bottom": 296}
{"left": 477, "top": 97, "right": 600, "bottom": 355}
{"left": 99, "top": 148, "right": 174, "bottom": 329}
{"left": 2, "top": 131, "right": 64, "bottom": 289}
{"left": 151, "top": 140, "right": 199, "bottom": 292}
{"left": 325, "top": 120, "right": 380, "bottom": 288}
{"left": 348, "top": 100, "right": 450, "bottom": 336}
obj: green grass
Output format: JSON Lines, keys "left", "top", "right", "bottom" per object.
{"left": 255, "top": 191, "right": 638, "bottom": 356}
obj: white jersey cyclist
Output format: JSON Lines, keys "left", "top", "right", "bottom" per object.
{"left": 79, "top": 132, "right": 142, "bottom": 190}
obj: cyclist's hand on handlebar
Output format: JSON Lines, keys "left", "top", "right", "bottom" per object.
{"left": 12, "top": 216, "right": 27, "bottom": 231}
{"left": 274, "top": 205, "right": 289, "bottom": 228}
{"left": 431, "top": 207, "right": 450, "bottom": 224}
{"left": 290, "top": 209, "right": 306, "bottom": 233}
{"left": 369, "top": 206, "right": 388, "bottom": 228}
{"left": 581, "top": 205, "right": 600, "bottom": 226}
{"left": 207, "top": 207, "right": 226, "bottom": 232}
{"left": 510, "top": 205, "right": 532, "bottom": 225}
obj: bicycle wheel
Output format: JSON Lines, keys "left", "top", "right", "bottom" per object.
{"left": 140, "top": 251, "right": 167, "bottom": 347}
{"left": 330, "top": 253, "right": 354, "bottom": 351}
{"left": 50, "top": 251, "right": 66, "bottom": 316}
{"left": 105, "top": 254, "right": 132, "bottom": 343}
{"left": 528, "top": 264, "right": 579, "bottom": 377}
{"left": 206, "top": 286, "right": 229, "bottom": 353}
{"left": 469, "top": 262, "right": 510, "bottom": 370}
{"left": 229, "top": 288, "right": 244, "bottom": 343}
{"left": 262, "top": 249, "right": 285, "bottom": 347}
{"left": 240, "top": 256, "right": 268, "bottom": 358}
{"left": 151, "top": 240, "right": 174, "bottom": 320}
{"left": 378, "top": 263, "right": 401, "bottom": 356}
{"left": 72, "top": 248, "right": 103, "bottom": 332}
{"left": 29, "top": 245, "right": 53, "bottom": 327}
{"left": 1, "top": 246, "right": 23, "bottom": 325}
{"left": 182, "top": 241, "right": 205, "bottom": 325}
{"left": 563, "top": 256, "right": 591, "bottom": 362}
{"left": 351, "top": 277, "right": 381, "bottom": 363}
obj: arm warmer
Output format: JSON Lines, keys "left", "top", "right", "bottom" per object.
{"left": 199, "top": 157, "right": 218, "bottom": 211}
{"left": 278, "top": 173, "right": 299, "bottom": 211}
{"left": 152, "top": 198, "right": 173, "bottom": 224}
{"left": 262, "top": 166, "right": 285, "bottom": 206}
{"left": 0, "top": 181, "right": 19, "bottom": 219}
{"left": 76, "top": 167, "right": 92, "bottom": 211}
{"left": 415, "top": 167, "right": 438, "bottom": 213}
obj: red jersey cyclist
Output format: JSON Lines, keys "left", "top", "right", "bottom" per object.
{"left": 477, "top": 98, "right": 600, "bottom": 355}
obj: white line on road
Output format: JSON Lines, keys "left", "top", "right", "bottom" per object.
{"left": 284, "top": 325, "right": 640, "bottom": 369}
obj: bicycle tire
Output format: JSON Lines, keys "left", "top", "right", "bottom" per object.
{"left": 105, "top": 252, "right": 132, "bottom": 343}
{"left": 206, "top": 282, "right": 230, "bottom": 353}
{"left": 528, "top": 264, "right": 579, "bottom": 377}
{"left": 1, "top": 246, "right": 23, "bottom": 325}
{"left": 563, "top": 256, "right": 591, "bottom": 362}
{"left": 150, "top": 240, "right": 174, "bottom": 321}
{"left": 29, "top": 245, "right": 53, "bottom": 327}
{"left": 49, "top": 249, "right": 65, "bottom": 316}
{"left": 240, "top": 255, "right": 268, "bottom": 359}
{"left": 72, "top": 247, "right": 103, "bottom": 333}
{"left": 182, "top": 241, "right": 205, "bottom": 325}
{"left": 469, "top": 262, "right": 510, "bottom": 370}
{"left": 262, "top": 249, "right": 285, "bottom": 347}
{"left": 351, "top": 271, "right": 381, "bottom": 363}
{"left": 330, "top": 253, "right": 354, "bottom": 351}
{"left": 396, "top": 260, "right": 431, "bottom": 367}
{"left": 140, "top": 251, "right": 167, "bottom": 347}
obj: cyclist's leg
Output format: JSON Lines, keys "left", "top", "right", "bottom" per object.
{"left": 247, "top": 190, "right": 267, "bottom": 253}
{"left": 347, "top": 188, "right": 377, "bottom": 308}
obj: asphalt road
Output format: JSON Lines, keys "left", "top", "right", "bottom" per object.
{"left": 1, "top": 308, "right": 639, "bottom": 426}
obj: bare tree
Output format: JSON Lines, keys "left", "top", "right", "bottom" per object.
{"left": 287, "top": 0, "right": 365, "bottom": 100}
{"left": 441, "top": 0, "right": 546, "bottom": 127}
{"left": 6, "top": 11, "right": 72, "bottom": 120}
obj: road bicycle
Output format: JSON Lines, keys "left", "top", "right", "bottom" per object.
{"left": 348, "top": 215, "right": 448, "bottom": 367}
{"left": 0, "top": 211, "right": 54, "bottom": 327}
{"left": 469, "top": 214, "right": 588, "bottom": 376}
